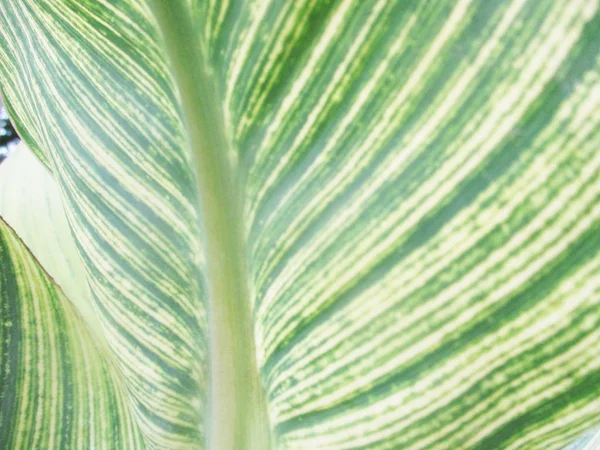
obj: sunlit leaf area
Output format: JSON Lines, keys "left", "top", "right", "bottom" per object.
{"left": 0, "top": 1, "right": 599, "bottom": 449}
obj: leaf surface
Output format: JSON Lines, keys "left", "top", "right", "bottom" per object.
{"left": 213, "top": 1, "right": 600, "bottom": 448}
{"left": 0, "top": 217, "right": 144, "bottom": 449}
{"left": 0, "top": 142, "right": 102, "bottom": 338}
{"left": 0, "top": 1, "right": 209, "bottom": 447}
{"left": 1, "top": 1, "right": 600, "bottom": 449}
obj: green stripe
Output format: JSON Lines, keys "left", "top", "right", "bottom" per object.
{"left": 221, "top": 0, "right": 600, "bottom": 448}
{"left": 1, "top": 0, "right": 599, "bottom": 449}
{"left": 0, "top": 0, "right": 208, "bottom": 447}
{"left": 0, "top": 218, "right": 144, "bottom": 449}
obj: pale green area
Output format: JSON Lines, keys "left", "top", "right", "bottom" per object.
{"left": 148, "top": 3, "right": 271, "bottom": 448}
{"left": 0, "top": 143, "right": 103, "bottom": 339}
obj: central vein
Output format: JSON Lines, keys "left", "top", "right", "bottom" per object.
{"left": 148, "top": 3, "right": 271, "bottom": 449}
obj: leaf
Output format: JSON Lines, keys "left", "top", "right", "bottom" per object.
{"left": 0, "top": 142, "right": 102, "bottom": 339}
{"left": 0, "top": 217, "right": 144, "bottom": 449}
{"left": 0, "top": 2, "right": 210, "bottom": 448}
{"left": 221, "top": 1, "right": 600, "bottom": 448}
{"left": 1, "top": 0, "right": 600, "bottom": 449}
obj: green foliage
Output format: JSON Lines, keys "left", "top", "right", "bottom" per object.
{"left": 0, "top": 1, "right": 599, "bottom": 449}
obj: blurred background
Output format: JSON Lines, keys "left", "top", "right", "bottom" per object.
{"left": 0, "top": 96, "right": 20, "bottom": 163}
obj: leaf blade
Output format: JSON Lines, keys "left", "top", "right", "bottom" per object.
{"left": 0, "top": 142, "right": 102, "bottom": 338}
{"left": 0, "top": 1, "right": 209, "bottom": 447}
{"left": 0, "top": 217, "right": 144, "bottom": 449}
{"left": 226, "top": 1, "right": 600, "bottom": 448}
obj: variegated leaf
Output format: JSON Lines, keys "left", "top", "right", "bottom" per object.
{"left": 0, "top": 2, "right": 210, "bottom": 447}
{"left": 218, "top": 1, "right": 600, "bottom": 448}
{"left": 0, "top": 217, "right": 144, "bottom": 449}
{"left": 0, "top": 0, "right": 599, "bottom": 449}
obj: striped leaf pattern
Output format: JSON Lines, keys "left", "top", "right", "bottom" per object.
{"left": 209, "top": 0, "right": 600, "bottom": 448}
{"left": 1, "top": 0, "right": 600, "bottom": 449}
{"left": 0, "top": 1, "right": 208, "bottom": 448}
{"left": 0, "top": 217, "right": 144, "bottom": 449}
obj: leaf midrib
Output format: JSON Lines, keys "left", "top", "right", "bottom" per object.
{"left": 148, "top": 3, "right": 271, "bottom": 449}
